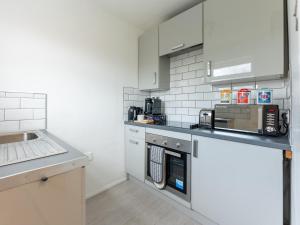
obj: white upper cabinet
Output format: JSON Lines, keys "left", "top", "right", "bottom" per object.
{"left": 204, "top": 0, "right": 286, "bottom": 84}
{"left": 159, "top": 3, "right": 203, "bottom": 56}
{"left": 139, "top": 27, "right": 170, "bottom": 91}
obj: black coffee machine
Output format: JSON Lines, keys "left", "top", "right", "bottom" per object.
{"left": 144, "top": 97, "right": 162, "bottom": 115}
{"left": 144, "top": 97, "right": 166, "bottom": 125}
{"left": 128, "top": 106, "right": 143, "bottom": 121}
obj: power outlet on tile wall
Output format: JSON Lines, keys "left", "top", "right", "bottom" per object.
{"left": 123, "top": 48, "right": 291, "bottom": 124}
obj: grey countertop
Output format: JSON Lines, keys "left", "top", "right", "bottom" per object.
{"left": 0, "top": 130, "right": 88, "bottom": 191}
{"left": 125, "top": 121, "right": 291, "bottom": 150}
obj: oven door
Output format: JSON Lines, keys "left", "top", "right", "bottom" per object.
{"left": 165, "top": 150, "right": 191, "bottom": 202}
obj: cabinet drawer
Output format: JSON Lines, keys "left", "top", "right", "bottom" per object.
{"left": 125, "top": 125, "right": 145, "bottom": 140}
{"left": 125, "top": 137, "right": 145, "bottom": 182}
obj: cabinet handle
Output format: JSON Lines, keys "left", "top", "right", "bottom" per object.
{"left": 153, "top": 72, "right": 157, "bottom": 85}
{"left": 41, "top": 176, "right": 48, "bottom": 182}
{"left": 193, "top": 140, "right": 198, "bottom": 158}
{"left": 130, "top": 140, "right": 139, "bottom": 145}
{"left": 171, "top": 43, "right": 185, "bottom": 51}
{"left": 129, "top": 128, "right": 138, "bottom": 133}
{"left": 207, "top": 61, "right": 212, "bottom": 77}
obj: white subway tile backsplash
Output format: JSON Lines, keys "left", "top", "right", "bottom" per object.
{"left": 196, "top": 70, "right": 206, "bottom": 77}
{"left": 5, "top": 109, "right": 33, "bottom": 120}
{"left": 196, "top": 85, "right": 213, "bottom": 92}
{"left": 170, "top": 60, "right": 183, "bottom": 68}
{"left": 182, "top": 71, "right": 196, "bottom": 80}
{"left": 196, "top": 101, "right": 212, "bottom": 108}
{"left": 0, "top": 91, "right": 47, "bottom": 133}
{"left": 175, "top": 65, "right": 189, "bottom": 73}
{"left": 188, "top": 93, "right": 204, "bottom": 101}
{"left": 176, "top": 108, "right": 189, "bottom": 115}
{"left": 165, "top": 95, "right": 176, "bottom": 101}
{"left": 34, "top": 109, "right": 46, "bottom": 119}
{"left": 175, "top": 80, "right": 189, "bottom": 87}
{"left": 123, "top": 48, "right": 290, "bottom": 125}
{"left": 176, "top": 94, "right": 189, "bottom": 101}
{"left": 273, "top": 88, "right": 287, "bottom": 99}
{"left": 188, "top": 62, "right": 205, "bottom": 71}
{"left": 33, "top": 93, "right": 47, "bottom": 99}
{"left": 5, "top": 92, "right": 34, "bottom": 98}
{"left": 182, "top": 86, "right": 196, "bottom": 94}
{"left": 21, "top": 98, "right": 46, "bottom": 109}
{"left": 169, "top": 88, "right": 182, "bottom": 95}
{"left": 0, "top": 121, "right": 19, "bottom": 133}
{"left": 189, "top": 78, "right": 205, "bottom": 86}
{"left": 182, "top": 56, "right": 196, "bottom": 65}
{"left": 20, "top": 119, "right": 46, "bottom": 131}
{"left": 182, "top": 101, "right": 196, "bottom": 108}
{"left": 0, "top": 98, "right": 20, "bottom": 109}
{"left": 171, "top": 74, "right": 182, "bottom": 81}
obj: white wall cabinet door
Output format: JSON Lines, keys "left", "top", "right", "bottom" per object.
{"left": 125, "top": 125, "right": 145, "bottom": 181}
{"left": 191, "top": 136, "right": 283, "bottom": 225}
{"left": 204, "top": 0, "right": 286, "bottom": 84}
{"left": 0, "top": 168, "right": 85, "bottom": 225}
{"left": 159, "top": 3, "right": 203, "bottom": 56}
{"left": 138, "top": 27, "right": 170, "bottom": 91}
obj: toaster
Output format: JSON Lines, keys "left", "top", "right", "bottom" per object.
{"left": 199, "top": 109, "right": 215, "bottom": 129}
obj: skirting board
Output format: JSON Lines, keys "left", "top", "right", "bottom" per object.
{"left": 86, "top": 175, "right": 127, "bottom": 199}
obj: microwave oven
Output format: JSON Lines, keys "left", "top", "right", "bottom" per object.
{"left": 214, "top": 104, "right": 280, "bottom": 136}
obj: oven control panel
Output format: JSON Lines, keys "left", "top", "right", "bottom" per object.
{"left": 146, "top": 133, "right": 192, "bottom": 154}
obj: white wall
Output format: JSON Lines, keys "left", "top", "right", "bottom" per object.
{"left": 0, "top": 0, "right": 142, "bottom": 197}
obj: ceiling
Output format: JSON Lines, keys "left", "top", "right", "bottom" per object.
{"left": 95, "top": 0, "right": 203, "bottom": 30}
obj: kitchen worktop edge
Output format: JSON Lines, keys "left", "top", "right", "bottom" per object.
{"left": 124, "top": 121, "right": 291, "bottom": 150}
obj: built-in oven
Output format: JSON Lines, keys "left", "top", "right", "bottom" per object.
{"left": 145, "top": 133, "right": 191, "bottom": 202}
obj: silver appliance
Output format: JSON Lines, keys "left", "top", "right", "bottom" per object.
{"left": 145, "top": 133, "right": 191, "bottom": 202}
{"left": 199, "top": 109, "right": 215, "bottom": 129}
{"left": 214, "top": 104, "right": 280, "bottom": 136}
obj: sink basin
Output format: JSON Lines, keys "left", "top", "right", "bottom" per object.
{"left": 0, "top": 133, "right": 38, "bottom": 144}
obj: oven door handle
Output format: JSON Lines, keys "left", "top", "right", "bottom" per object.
{"left": 165, "top": 150, "right": 181, "bottom": 158}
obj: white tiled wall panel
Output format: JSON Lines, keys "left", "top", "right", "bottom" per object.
{"left": 123, "top": 48, "right": 291, "bottom": 123}
{"left": 0, "top": 91, "right": 47, "bottom": 133}
{"left": 20, "top": 119, "right": 46, "bottom": 131}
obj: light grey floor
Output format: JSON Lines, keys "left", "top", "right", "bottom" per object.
{"left": 87, "top": 180, "right": 202, "bottom": 225}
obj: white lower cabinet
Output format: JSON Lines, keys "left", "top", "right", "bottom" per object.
{"left": 191, "top": 136, "right": 283, "bottom": 225}
{"left": 0, "top": 167, "right": 85, "bottom": 225}
{"left": 125, "top": 125, "right": 145, "bottom": 182}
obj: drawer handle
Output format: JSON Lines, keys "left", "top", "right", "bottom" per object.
{"left": 129, "top": 128, "right": 139, "bottom": 133}
{"left": 171, "top": 43, "right": 185, "bottom": 51}
{"left": 41, "top": 176, "right": 48, "bottom": 182}
{"left": 130, "top": 140, "right": 139, "bottom": 145}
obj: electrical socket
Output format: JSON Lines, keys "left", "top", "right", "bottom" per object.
{"left": 85, "top": 152, "right": 94, "bottom": 161}
{"left": 281, "top": 110, "right": 290, "bottom": 124}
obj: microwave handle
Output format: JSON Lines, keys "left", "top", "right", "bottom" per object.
{"left": 193, "top": 140, "right": 198, "bottom": 158}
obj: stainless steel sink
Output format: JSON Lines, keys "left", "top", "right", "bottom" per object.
{"left": 0, "top": 133, "right": 38, "bottom": 144}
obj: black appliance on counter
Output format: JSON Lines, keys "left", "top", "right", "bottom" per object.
{"left": 145, "top": 114, "right": 167, "bottom": 125}
{"left": 144, "top": 98, "right": 153, "bottom": 115}
{"left": 214, "top": 104, "right": 280, "bottom": 136}
{"left": 145, "top": 97, "right": 162, "bottom": 115}
{"left": 128, "top": 106, "right": 143, "bottom": 121}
